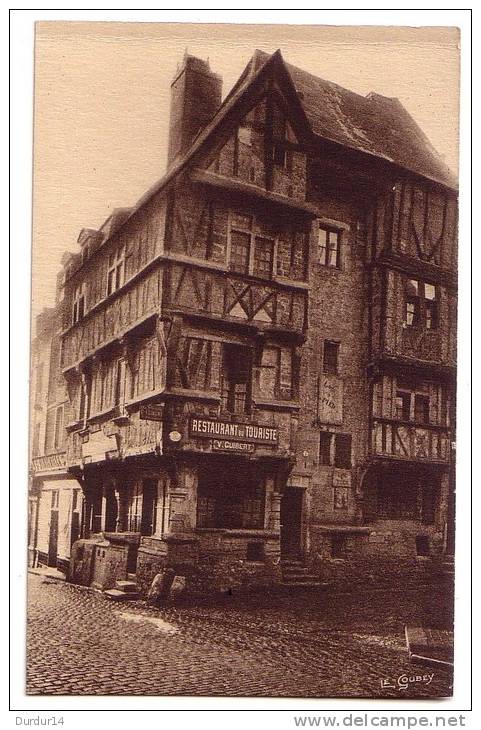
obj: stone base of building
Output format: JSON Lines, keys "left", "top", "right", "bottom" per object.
{"left": 136, "top": 530, "right": 282, "bottom": 596}
{"left": 306, "top": 521, "right": 451, "bottom": 591}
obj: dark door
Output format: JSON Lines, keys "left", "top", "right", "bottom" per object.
{"left": 48, "top": 510, "right": 59, "bottom": 567}
{"left": 141, "top": 479, "right": 157, "bottom": 536}
{"left": 104, "top": 488, "right": 118, "bottom": 533}
{"left": 280, "top": 487, "right": 303, "bottom": 557}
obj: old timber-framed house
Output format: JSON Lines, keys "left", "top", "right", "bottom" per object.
{"left": 31, "top": 50, "right": 457, "bottom": 592}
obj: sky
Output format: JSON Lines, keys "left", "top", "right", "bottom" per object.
{"left": 32, "top": 22, "right": 460, "bottom": 322}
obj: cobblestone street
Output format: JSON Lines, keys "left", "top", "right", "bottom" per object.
{"left": 27, "top": 573, "right": 453, "bottom": 698}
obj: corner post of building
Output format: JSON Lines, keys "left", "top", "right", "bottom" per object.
{"left": 267, "top": 476, "right": 281, "bottom": 533}
{"left": 167, "top": 458, "right": 197, "bottom": 535}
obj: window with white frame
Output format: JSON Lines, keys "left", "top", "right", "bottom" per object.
{"left": 107, "top": 246, "right": 125, "bottom": 296}
{"left": 72, "top": 282, "right": 86, "bottom": 324}
{"left": 404, "top": 279, "right": 439, "bottom": 329}
{"left": 229, "top": 213, "right": 275, "bottom": 279}
{"left": 395, "top": 380, "right": 432, "bottom": 425}
{"left": 318, "top": 226, "right": 341, "bottom": 268}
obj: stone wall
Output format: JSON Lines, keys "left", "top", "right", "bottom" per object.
{"left": 136, "top": 531, "right": 282, "bottom": 596}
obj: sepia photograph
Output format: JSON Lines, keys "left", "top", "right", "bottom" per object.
{"left": 24, "top": 18, "right": 461, "bottom": 702}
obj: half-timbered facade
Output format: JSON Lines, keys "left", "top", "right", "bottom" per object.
{"left": 39, "top": 50, "right": 456, "bottom": 591}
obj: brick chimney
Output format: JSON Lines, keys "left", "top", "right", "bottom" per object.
{"left": 167, "top": 53, "right": 222, "bottom": 168}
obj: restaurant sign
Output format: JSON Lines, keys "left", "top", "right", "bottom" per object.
{"left": 190, "top": 417, "right": 278, "bottom": 445}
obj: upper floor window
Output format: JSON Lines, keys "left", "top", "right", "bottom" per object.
{"left": 81, "top": 244, "right": 89, "bottom": 265}
{"left": 237, "top": 126, "right": 252, "bottom": 147}
{"left": 107, "top": 246, "right": 125, "bottom": 296}
{"left": 395, "top": 381, "right": 431, "bottom": 424}
{"left": 229, "top": 213, "right": 275, "bottom": 279}
{"left": 221, "top": 343, "right": 251, "bottom": 415}
{"left": 72, "top": 283, "right": 86, "bottom": 324}
{"left": 257, "top": 345, "right": 293, "bottom": 401}
{"left": 323, "top": 340, "right": 339, "bottom": 374}
{"left": 253, "top": 236, "right": 274, "bottom": 278}
{"left": 54, "top": 405, "right": 64, "bottom": 451}
{"left": 114, "top": 358, "right": 127, "bottom": 409}
{"left": 318, "top": 227, "right": 341, "bottom": 268}
{"left": 319, "top": 432, "right": 352, "bottom": 468}
{"left": 404, "top": 279, "right": 438, "bottom": 329}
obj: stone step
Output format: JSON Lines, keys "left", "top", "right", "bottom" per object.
{"left": 127, "top": 573, "right": 137, "bottom": 581}
{"left": 280, "top": 581, "right": 324, "bottom": 588}
{"left": 282, "top": 566, "right": 315, "bottom": 575}
{"left": 283, "top": 573, "right": 320, "bottom": 583}
{"left": 115, "top": 580, "right": 138, "bottom": 593}
{"left": 104, "top": 588, "right": 140, "bottom": 601}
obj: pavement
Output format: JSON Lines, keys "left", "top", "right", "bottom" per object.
{"left": 26, "top": 572, "right": 454, "bottom": 698}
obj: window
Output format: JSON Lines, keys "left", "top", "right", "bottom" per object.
{"left": 394, "top": 382, "right": 433, "bottom": 424}
{"left": 54, "top": 405, "right": 64, "bottom": 450}
{"left": 253, "top": 236, "right": 274, "bottom": 277}
{"left": 272, "top": 144, "right": 286, "bottom": 168}
{"left": 334, "top": 434, "right": 352, "bottom": 469}
{"left": 237, "top": 126, "right": 252, "bottom": 147}
{"left": 404, "top": 279, "right": 438, "bottom": 329}
{"left": 323, "top": 341, "right": 339, "bottom": 374}
{"left": 425, "top": 283, "right": 438, "bottom": 330}
{"left": 221, "top": 344, "right": 251, "bottom": 414}
{"left": 319, "top": 433, "right": 352, "bottom": 468}
{"left": 72, "top": 488, "right": 81, "bottom": 512}
{"left": 230, "top": 230, "right": 250, "bottom": 274}
{"left": 331, "top": 534, "right": 347, "bottom": 558}
{"left": 51, "top": 490, "right": 59, "bottom": 509}
{"left": 197, "top": 466, "right": 265, "bottom": 529}
{"left": 229, "top": 213, "right": 275, "bottom": 279}
{"left": 318, "top": 227, "right": 341, "bottom": 268}
{"left": 114, "top": 358, "right": 127, "bottom": 408}
{"left": 246, "top": 542, "right": 265, "bottom": 562}
{"left": 334, "top": 486, "right": 349, "bottom": 511}
{"left": 257, "top": 346, "right": 293, "bottom": 401}
{"left": 78, "top": 377, "right": 88, "bottom": 423}
{"left": 395, "top": 391, "right": 411, "bottom": 421}
{"left": 414, "top": 394, "right": 430, "bottom": 424}
{"left": 72, "top": 283, "right": 86, "bottom": 324}
{"left": 416, "top": 535, "right": 430, "bottom": 556}
{"left": 107, "top": 246, "right": 125, "bottom": 296}
{"left": 319, "top": 432, "right": 332, "bottom": 465}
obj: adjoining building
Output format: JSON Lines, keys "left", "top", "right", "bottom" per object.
{"left": 29, "top": 294, "right": 83, "bottom": 572}
{"left": 31, "top": 50, "right": 457, "bottom": 592}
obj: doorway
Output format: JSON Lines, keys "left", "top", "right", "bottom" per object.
{"left": 48, "top": 490, "right": 59, "bottom": 567}
{"left": 280, "top": 487, "right": 303, "bottom": 558}
{"left": 140, "top": 479, "right": 157, "bottom": 536}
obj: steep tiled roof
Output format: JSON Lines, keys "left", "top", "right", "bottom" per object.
{"left": 253, "top": 50, "right": 457, "bottom": 190}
